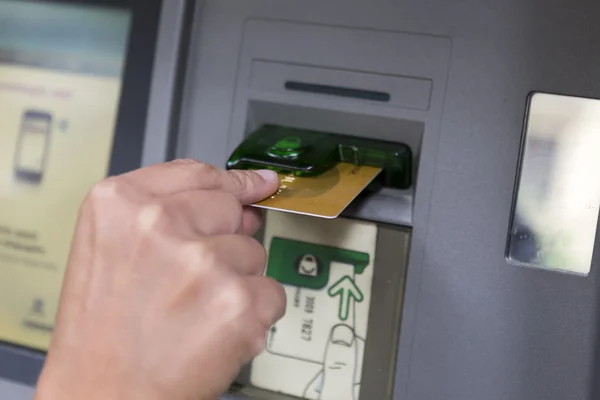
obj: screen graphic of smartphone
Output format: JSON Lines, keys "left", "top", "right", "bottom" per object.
{"left": 14, "top": 110, "right": 53, "bottom": 185}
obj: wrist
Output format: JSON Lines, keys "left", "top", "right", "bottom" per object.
{"left": 35, "top": 357, "right": 127, "bottom": 400}
{"left": 35, "top": 364, "right": 99, "bottom": 400}
{"left": 34, "top": 355, "right": 174, "bottom": 400}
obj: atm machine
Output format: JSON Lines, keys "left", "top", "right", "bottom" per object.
{"left": 1, "top": 1, "right": 600, "bottom": 400}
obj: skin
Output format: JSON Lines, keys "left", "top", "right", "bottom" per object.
{"left": 34, "top": 159, "right": 287, "bottom": 400}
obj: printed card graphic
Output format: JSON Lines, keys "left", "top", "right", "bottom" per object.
{"left": 250, "top": 212, "right": 377, "bottom": 400}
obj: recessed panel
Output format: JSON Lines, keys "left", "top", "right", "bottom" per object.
{"left": 251, "top": 212, "right": 377, "bottom": 400}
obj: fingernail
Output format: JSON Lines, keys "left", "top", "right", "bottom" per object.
{"left": 331, "top": 324, "right": 354, "bottom": 347}
{"left": 255, "top": 169, "right": 278, "bottom": 182}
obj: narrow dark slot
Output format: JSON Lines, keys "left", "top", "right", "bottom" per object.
{"left": 284, "top": 81, "right": 391, "bottom": 102}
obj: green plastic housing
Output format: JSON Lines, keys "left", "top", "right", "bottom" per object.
{"left": 226, "top": 124, "right": 413, "bottom": 189}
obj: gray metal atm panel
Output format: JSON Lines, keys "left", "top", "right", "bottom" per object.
{"left": 0, "top": 379, "right": 34, "bottom": 400}
{"left": 179, "top": 1, "right": 600, "bottom": 400}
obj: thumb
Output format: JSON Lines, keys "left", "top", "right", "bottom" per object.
{"left": 320, "top": 324, "right": 357, "bottom": 400}
{"left": 220, "top": 169, "right": 280, "bottom": 205}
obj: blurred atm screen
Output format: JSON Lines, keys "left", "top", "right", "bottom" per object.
{"left": 0, "top": 1, "right": 131, "bottom": 351}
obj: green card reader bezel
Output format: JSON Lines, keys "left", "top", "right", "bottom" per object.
{"left": 226, "top": 124, "right": 413, "bottom": 190}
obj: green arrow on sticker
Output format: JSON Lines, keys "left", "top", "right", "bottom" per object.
{"left": 327, "top": 276, "right": 364, "bottom": 321}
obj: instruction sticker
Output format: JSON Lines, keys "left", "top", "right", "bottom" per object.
{"left": 250, "top": 211, "right": 377, "bottom": 400}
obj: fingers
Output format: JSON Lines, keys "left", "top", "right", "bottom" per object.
{"left": 242, "top": 206, "right": 264, "bottom": 236}
{"left": 246, "top": 276, "right": 287, "bottom": 329}
{"left": 214, "top": 168, "right": 280, "bottom": 205}
{"left": 155, "top": 191, "right": 265, "bottom": 236}
{"left": 119, "top": 159, "right": 279, "bottom": 205}
{"left": 206, "top": 235, "right": 268, "bottom": 276}
{"left": 215, "top": 276, "right": 286, "bottom": 364}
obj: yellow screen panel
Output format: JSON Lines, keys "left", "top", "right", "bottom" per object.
{"left": 0, "top": 1, "right": 131, "bottom": 351}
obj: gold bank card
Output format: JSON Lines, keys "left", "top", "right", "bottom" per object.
{"left": 253, "top": 162, "right": 382, "bottom": 219}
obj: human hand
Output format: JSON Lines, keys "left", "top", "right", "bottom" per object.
{"left": 34, "top": 160, "right": 286, "bottom": 400}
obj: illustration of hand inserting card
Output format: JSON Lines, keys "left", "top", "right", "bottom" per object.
{"left": 263, "top": 237, "right": 371, "bottom": 400}
{"left": 303, "top": 324, "right": 365, "bottom": 400}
